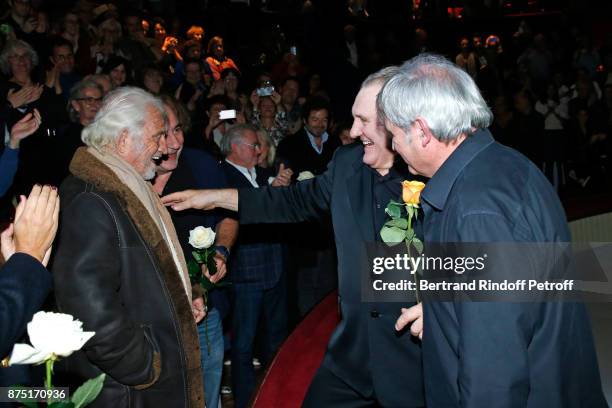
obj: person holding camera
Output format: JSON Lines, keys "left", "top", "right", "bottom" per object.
{"left": 250, "top": 87, "right": 290, "bottom": 147}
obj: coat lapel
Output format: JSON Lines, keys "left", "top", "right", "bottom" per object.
{"left": 347, "top": 156, "right": 376, "bottom": 242}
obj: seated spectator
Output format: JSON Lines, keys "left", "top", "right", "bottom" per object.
{"left": 455, "top": 37, "right": 477, "bottom": 79}
{"left": 175, "top": 58, "right": 207, "bottom": 113}
{"left": 186, "top": 25, "right": 204, "bottom": 44}
{"left": 0, "top": 184, "right": 59, "bottom": 359}
{"left": 139, "top": 64, "right": 165, "bottom": 95}
{"left": 102, "top": 55, "right": 130, "bottom": 89}
{"left": 250, "top": 91, "right": 290, "bottom": 147}
{"left": 60, "top": 11, "right": 95, "bottom": 75}
{"left": 91, "top": 17, "right": 122, "bottom": 73}
{"left": 278, "top": 76, "right": 303, "bottom": 134}
{"left": 205, "top": 36, "right": 240, "bottom": 81}
{"left": 49, "top": 37, "right": 82, "bottom": 101}
{"left": 52, "top": 79, "right": 103, "bottom": 185}
{"left": 221, "top": 68, "right": 247, "bottom": 113}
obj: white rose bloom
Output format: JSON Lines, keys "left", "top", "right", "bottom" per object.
{"left": 9, "top": 311, "right": 95, "bottom": 365}
{"left": 297, "top": 171, "right": 315, "bottom": 181}
{"left": 189, "top": 226, "right": 216, "bottom": 249}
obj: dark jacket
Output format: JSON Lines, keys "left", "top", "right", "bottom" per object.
{"left": 237, "top": 144, "right": 424, "bottom": 407}
{"left": 223, "top": 162, "right": 285, "bottom": 290}
{"left": 0, "top": 253, "right": 52, "bottom": 358}
{"left": 420, "top": 129, "right": 607, "bottom": 407}
{"left": 52, "top": 148, "right": 204, "bottom": 408}
{"left": 276, "top": 128, "right": 341, "bottom": 178}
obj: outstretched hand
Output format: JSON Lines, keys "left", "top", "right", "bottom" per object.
{"left": 9, "top": 109, "right": 41, "bottom": 148}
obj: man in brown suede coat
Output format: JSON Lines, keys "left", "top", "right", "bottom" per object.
{"left": 52, "top": 87, "right": 204, "bottom": 407}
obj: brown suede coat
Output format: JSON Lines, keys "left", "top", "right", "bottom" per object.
{"left": 60, "top": 147, "right": 204, "bottom": 407}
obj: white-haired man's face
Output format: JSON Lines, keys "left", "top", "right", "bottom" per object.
{"left": 120, "top": 107, "right": 167, "bottom": 180}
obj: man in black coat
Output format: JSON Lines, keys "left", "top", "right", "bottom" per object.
{"left": 163, "top": 68, "right": 426, "bottom": 407}
{"left": 385, "top": 54, "right": 607, "bottom": 408}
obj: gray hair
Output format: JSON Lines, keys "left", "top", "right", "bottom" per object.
{"left": 361, "top": 65, "right": 400, "bottom": 89}
{"left": 377, "top": 53, "right": 492, "bottom": 142}
{"left": 0, "top": 39, "right": 39, "bottom": 75}
{"left": 81, "top": 86, "right": 167, "bottom": 151}
{"left": 220, "top": 124, "right": 257, "bottom": 156}
{"left": 68, "top": 79, "right": 104, "bottom": 122}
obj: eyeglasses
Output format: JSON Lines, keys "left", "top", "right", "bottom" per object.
{"left": 8, "top": 53, "right": 30, "bottom": 61}
{"left": 76, "top": 97, "right": 102, "bottom": 105}
{"left": 240, "top": 141, "right": 261, "bottom": 150}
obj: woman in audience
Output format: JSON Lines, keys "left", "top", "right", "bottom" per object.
{"left": 205, "top": 36, "right": 240, "bottom": 81}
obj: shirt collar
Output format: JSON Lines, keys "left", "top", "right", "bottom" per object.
{"left": 305, "top": 128, "right": 329, "bottom": 154}
{"left": 421, "top": 129, "right": 494, "bottom": 211}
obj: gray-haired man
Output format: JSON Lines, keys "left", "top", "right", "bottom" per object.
{"left": 52, "top": 87, "right": 204, "bottom": 407}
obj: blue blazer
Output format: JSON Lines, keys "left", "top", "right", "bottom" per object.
{"left": 237, "top": 144, "right": 424, "bottom": 407}
{"left": 420, "top": 130, "right": 607, "bottom": 407}
{"left": 0, "top": 253, "right": 52, "bottom": 358}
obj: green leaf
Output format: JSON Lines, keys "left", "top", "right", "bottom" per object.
{"left": 380, "top": 226, "right": 406, "bottom": 244}
{"left": 411, "top": 237, "right": 424, "bottom": 254}
{"left": 384, "top": 202, "right": 403, "bottom": 219}
{"left": 187, "top": 260, "right": 201, "bottom": 283}
{"left": 384, "top": 218, "right": 408, "bottom": 230}
{"left": 405, "top": 229, "right": 415, "bottom": 242}
{"left": 192, "top": 250, "right": 204, "bottom": 263}
{"left": 406, "top": 205, "right": 415, "bottom": 219}
{"left": 71, "top": 373, "right": 106, "bottom": 408}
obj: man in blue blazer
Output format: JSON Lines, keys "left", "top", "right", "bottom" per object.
{"left": 163, "top": 68, "right": 426, "bottom": 407}
{"left": 385, "top": 54, "right": 607, "bottom": 407}
{"left": 1, "top": 185, "right": 58, "bottom": 360}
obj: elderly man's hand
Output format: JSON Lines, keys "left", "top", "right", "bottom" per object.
{"left": 395, "top": 303, "right": 423, "bottom": 340}
{"left": 2, "top": 185, "right": 60, "bottom": 266}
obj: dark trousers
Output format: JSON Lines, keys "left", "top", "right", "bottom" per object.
{"left": 303, "top": 365, "right": 378, "bottom": 408}
{"left": 231, "top": 277, "right": 287, "bottom": 408}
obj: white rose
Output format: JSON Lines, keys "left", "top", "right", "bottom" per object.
{"left": 297, "top": 171, "right": 315, "bottom": 181}
{"left": 188, "top": 226, "right": 216, "bottom": 249}
{"left": 9, "top": 311, "right": 95, "bottom": 365}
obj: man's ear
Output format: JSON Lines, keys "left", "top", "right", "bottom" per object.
{"left": 414, "top": 117, "right": 433, "bottom": 147}
{"left": 70, "top": 100, "right": 80, "bottom": 113}
{"left": 116, "top": 129, "right": 130, "bottom": 155}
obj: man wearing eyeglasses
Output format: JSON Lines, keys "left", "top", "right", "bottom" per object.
{"left": 219, "top": 123, "right": 293, "bottom": 408}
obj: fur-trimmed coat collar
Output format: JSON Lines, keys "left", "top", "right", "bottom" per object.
{"left": 69, "top": 147, "right": 204, "bottom": 407}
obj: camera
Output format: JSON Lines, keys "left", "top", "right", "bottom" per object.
{"left": 256, "top": 80, "right": 274, "bottom": 97}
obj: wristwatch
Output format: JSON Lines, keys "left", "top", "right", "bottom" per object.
{"left": 215, "top": 245, "right": 230, "bottom": 260}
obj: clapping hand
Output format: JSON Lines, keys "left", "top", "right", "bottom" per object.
{"left": 9, "top": 109, "right": 41, "bottom": 149}
{"left": 271, "top": 163, "right": 293, "bottom": 187}
{"left": 0, "top": 185, "right": 60, "bottom": 267}
{"left": 7, "top": 86, "right": 43, "bottom": 109}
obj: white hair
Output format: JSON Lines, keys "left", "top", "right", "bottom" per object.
{"left": 81, "top": 86, "right": 167, "bottom": 151}
{"left": 0, "top": 39, "right": 39, "bottom": 75}
{"left": 220, "top": 124, "right": 257, "bottom": 157}
{"left": 377, "top": 53, "right": 492, "bottom": 142}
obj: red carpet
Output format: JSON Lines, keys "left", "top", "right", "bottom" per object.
{"left": 252, "top": 291, "right": 340, "bottom": 408}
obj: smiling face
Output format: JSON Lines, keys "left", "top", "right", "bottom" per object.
{"left": 156, "top": 104, "right": 184, "bottom": 174}
{"left": 304, "top": 108, "right": 328, "bottom": 138}
{"left": 349, "top": 83, "right": 394, "bottom": 175}
{"left": 8, "top": 46, "right": 33, "bottom": 77}
{"left": 72, "top": 86, "right": 102, "bottom": 126}
{"left": 121, "top": 107, "right": 167, "bottom": 180}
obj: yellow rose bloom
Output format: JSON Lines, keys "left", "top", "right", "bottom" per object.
{"left": 402, "top": 180, "right": 426, "bottom": 207}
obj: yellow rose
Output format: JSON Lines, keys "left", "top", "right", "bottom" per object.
{"left": 402, "top": 180, "right": 426, "bottom": 207}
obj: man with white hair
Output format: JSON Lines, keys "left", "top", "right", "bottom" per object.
{"left": 52, "top": 87, "right": 205, "bottom": 407}
{"left": 383, "top": 54, "right": 607, "bottom": 407}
